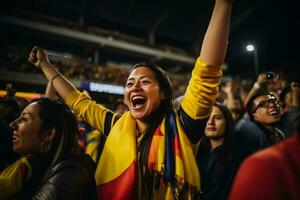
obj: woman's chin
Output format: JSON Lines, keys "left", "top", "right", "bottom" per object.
{"left": 13, "top": 146, "right": 21, "bottom": 155}
{"left": 131, "top": 112, "right": 146, "bottom": 120}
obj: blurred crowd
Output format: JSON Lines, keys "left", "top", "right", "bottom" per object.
{"left": 1, "top": 46, "right": 189, "bottom": 96}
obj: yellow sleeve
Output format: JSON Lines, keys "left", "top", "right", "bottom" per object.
{"left": 85, "top": 130, "right": 103, "bottom": 162}
{"left": 65, "top": 90, "right": 114, "bottom": 133}
{"left": 0, "top": 157, "right": 31, "bottom": 199}
{"left": 181, "top": 58, "right": 222, "bottom": 120}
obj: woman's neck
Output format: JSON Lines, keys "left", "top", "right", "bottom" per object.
{"left": 136, "top": 120, "right": 149, "bottom": 136}
{"left": 210, "top": 138, "right": 224, "bottom": 150}
{"left": 135, "top": 110, "right": 167, "bottom": 136}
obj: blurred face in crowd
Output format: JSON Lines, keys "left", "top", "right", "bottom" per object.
{"left": 124, "top": 66, "right": 165, "bottom": 121}
{"left": 114, "top": 103, "right": 128, "bottom": 115}
{"left": 205, "top": 106, "right": 226, "bottom": 140}
{"left": 10, "top": 102, "right": 47, "bottom": 155}
{"left": 252, "top": 94, "right": 282, "bottom": 126}
{"left": 233, "top": 99, "right": 242, "bottom": 111}
{"left": 229, "top": 98, "right": 243, "bottom": 122}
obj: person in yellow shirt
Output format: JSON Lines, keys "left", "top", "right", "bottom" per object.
{"left": 28, "top": 0, "right": 233, "bottom": 198}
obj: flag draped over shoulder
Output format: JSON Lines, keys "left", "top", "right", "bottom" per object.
{"left": 96, "top": 111, "right": 200, "bottom": 199}
{"left": 0, "top": 157, "right": 32, "bottom": 199}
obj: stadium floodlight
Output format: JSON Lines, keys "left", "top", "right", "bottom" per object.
{"left": 246, "top": 44, "right": 259, "bottom": 76}
{"left": 246, "top": 44, "right": 255, "bottom": 52}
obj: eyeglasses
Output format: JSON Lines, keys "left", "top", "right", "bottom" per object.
{"left": 252, "top": 95, "right": 279, "bottom": 113}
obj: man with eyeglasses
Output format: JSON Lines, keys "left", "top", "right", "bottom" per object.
{"left": 248, "top": 93, "right": 285, "bottom": 142}
{"left": 233, "top": 92, "right": 286, "bottom": 165}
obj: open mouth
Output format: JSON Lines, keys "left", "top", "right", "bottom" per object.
{"left": 269, "top": 109, "right": 279, "bottom": 116}
{"left": 12, "top": 134, "right": 20, "bottom": 144}
{"left": 132, "top": 95, "right": 146, "bottom": 109}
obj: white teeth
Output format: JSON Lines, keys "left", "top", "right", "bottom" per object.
{"left": 269, "top": 110, "right": 278, "bottom": 115}
{"left": 132, "top": 95, "right": 145, "bottom": 101}
{"left": 13, "top": 134, "right": 20, "bottom": 142}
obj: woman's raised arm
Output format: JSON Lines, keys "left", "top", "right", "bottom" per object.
{"left": 200, "top": 0, "right": 233, "bottom": 66}
{"left": 180, "top": 0, "right": 233, "bottom": 122}
{"left": 28, "top": 46, "right": 76, "bottom": 100}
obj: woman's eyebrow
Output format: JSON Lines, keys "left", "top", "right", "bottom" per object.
{"left": 128, "top": 75, "right": 152, "bottom": 81}
{"left": 212, "top": 114, "right": 223, "bottom": 117}
{"left": 21, "top": 112, "right": 32, "bottom": 117}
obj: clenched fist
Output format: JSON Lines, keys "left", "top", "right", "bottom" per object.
{"left": 28, "top": 46, "right": 50, "bottom": 68}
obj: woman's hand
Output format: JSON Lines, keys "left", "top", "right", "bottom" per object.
{"left": 28, "top": 46, "right": 50, "bottom": 69}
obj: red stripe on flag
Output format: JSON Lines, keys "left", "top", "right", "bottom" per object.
{"left": 172, "top": 135, "right": 183, "bottom": 158}
{"left": 154, "top": 124, "right": 163, "bottom": 136}
{"left": 97, "top": 162, "right": 136, "bottom": 200}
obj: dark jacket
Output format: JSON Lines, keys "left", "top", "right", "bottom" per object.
{"left": 18, "top": 154, "right": 97, "bottom": 200}
{"left": 234, "top": 120, "right": 285, "bottom": 164}
{"left": 279, "top": 106, "right": 300, "bottom": 137}
{"left": 197, "top": 145, "right": 239, "bottom": 200}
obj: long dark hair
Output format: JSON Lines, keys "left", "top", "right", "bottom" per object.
{"left": 19, "top": 98, "right": 79, "bottom": 197}
{"left": 198, "top": 102, "right": 235, "bottom": 166}
{"left": 129, "top": 62, "right": 173, "bottom": 198}
{"left": 36, "top": 98, "right": 79, "bottom": 165}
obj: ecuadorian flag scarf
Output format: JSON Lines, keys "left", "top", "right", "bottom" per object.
{"left": 96, "top": 110, "right": 200, "bottom": 199}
